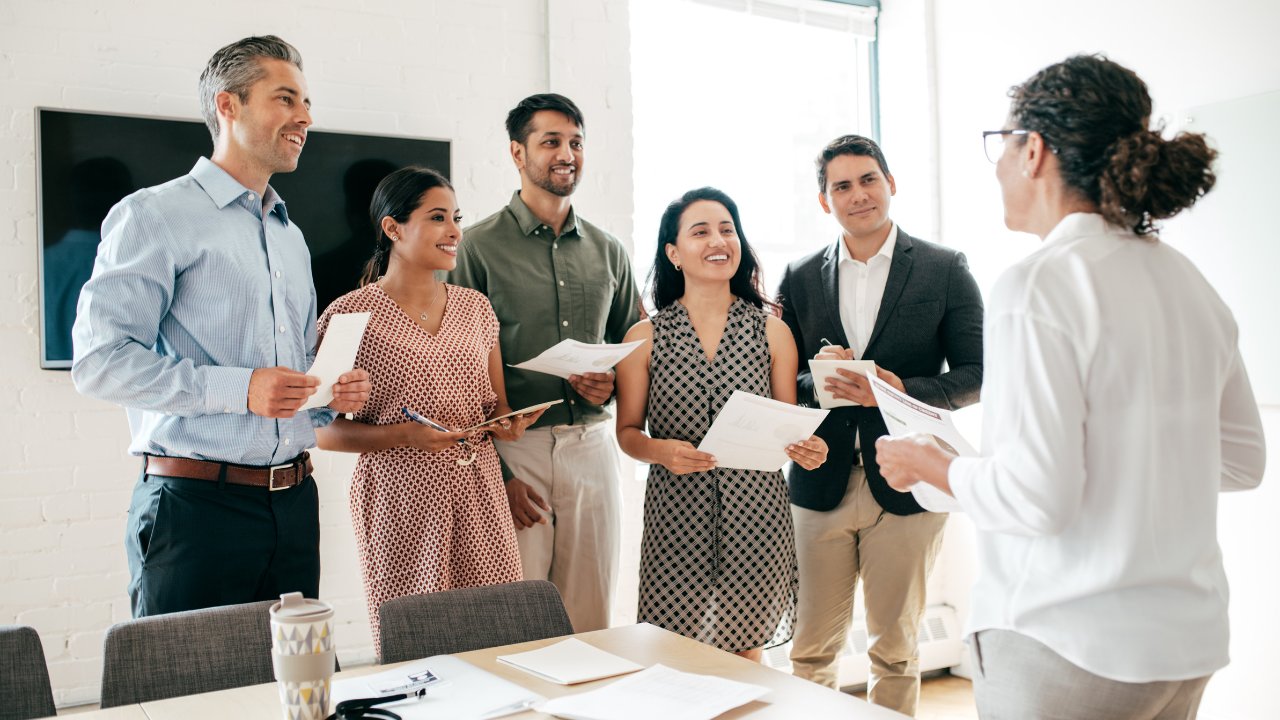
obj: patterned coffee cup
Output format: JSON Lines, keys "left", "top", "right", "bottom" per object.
{"left": 270, "top": 592, "right": 336, "bottom": 720}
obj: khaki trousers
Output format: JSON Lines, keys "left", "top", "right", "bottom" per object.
{"left": 971, "top": 629, "right": 1212, "bottom": 720}
{"left": 495, "top": 422, "right": 622, "bottom": 633}
{"left": 789, "top": 465, "right": 947, "bottom": 716}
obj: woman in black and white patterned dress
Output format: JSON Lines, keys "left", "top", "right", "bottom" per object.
{"left": 615, "top": 187, "right": 828, "bottom": 661}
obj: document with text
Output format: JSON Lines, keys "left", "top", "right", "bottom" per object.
{"left": 511, "top": 339, "right": 647, "bottom": 379}
{"left": 697, "top": 391, "right": 829, "bottom": 472}
{"left": 300, "top": 312, "right": 371, "bottom": 411}
{"left": 539, "top": 664, "right": 770, "bottom": 720}
{"left": 808, "top": 359, "right": 878, "bottom": 408}
{"left": 866, "top": 373, "right": 977, "bottom": 513}
{"left": 496, "top": 638, "right": 643, "bottom": 685}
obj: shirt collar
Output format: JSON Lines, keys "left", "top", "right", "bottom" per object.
{"left": 838, "top": 221, "right": 897, "bottom": 264}
{"left": 507, "top": 190, "right": 580, "bottom": 238}
{"left": 1043, "top": 212, "right": 1111, "bottom": 246}
{"left": 190, "top": 156, "right": 289, "bottom": 223}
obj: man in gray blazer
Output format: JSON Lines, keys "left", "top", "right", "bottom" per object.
{"left": 777, "top": 135, "right": 983, "bottom": 715}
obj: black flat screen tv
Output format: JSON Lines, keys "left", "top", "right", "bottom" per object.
{"left": 36, "top": 107, "right": 450, "bottom": 369}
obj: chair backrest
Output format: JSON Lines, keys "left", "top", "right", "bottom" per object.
{"left": 99, "top": 600, "right": 277, "bottom": 708}
{"left": 0, "top": 626, "right": 57, "bottom": 720}
{"left": 378, "top": 580, "right": 574, "bottom": 664}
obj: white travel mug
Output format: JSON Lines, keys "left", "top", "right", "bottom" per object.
{"left": 270, "top": 592, "right": 336, "bottom": 720}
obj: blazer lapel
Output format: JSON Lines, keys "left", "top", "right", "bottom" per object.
{"left": 864, "top": 229, "right": 915, "bottom": 352}
{"left": 820, "top": 241, "right": 851, "bottom": 349}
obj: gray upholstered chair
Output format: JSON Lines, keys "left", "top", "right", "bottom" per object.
{"left": 99, "top": 600, "right": 278, "bottom": 708}
{"left": 378, "top": 580, "right": 574, "bottom": 664}
{"left": 0, "top": 626, "right": 57, "bottom": 720}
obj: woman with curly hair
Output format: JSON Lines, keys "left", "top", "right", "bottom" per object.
{"left": 875, "top": 55, "right": 1266, "bottom": 718}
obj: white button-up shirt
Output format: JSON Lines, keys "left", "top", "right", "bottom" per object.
{"left": 948, "top": 213, "right": 1267, "bottom": 682}
{"left": 837, "top": 223, "right": 897, "bottom": 359}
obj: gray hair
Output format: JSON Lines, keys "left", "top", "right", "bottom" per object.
{"left": 198, "top": 36, "right": 304, "bottom": 142}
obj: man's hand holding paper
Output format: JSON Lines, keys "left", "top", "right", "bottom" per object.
{"left": 814, "top": 344, "right": 906, "bottom": 408}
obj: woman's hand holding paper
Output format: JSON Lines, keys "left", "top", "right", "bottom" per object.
{"left": 785, "top": 435, "right": 829, "bottom": 470}
{"left": 655, "top": 439, "right": 718, "bottom": 475}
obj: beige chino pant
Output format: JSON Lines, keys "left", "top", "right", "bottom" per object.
{"left": 495, "top": 422, "right": 622, "bottom": 633}
{"left": 971, "top": 629, "right": 1211, "bottom": 719}
{"left": 789, "top": 464, "right": 947, "bottom": 716}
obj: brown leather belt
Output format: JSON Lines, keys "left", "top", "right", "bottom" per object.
{"left": 143, "top": 452, "right": 313, "bottom": 491}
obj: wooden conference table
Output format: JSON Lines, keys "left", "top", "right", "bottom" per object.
{"left": 76, "top": 623, "right": 908, "bottom": 719}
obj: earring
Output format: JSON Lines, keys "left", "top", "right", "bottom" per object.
{"left": 673, "top": 262, "right": 681, "bottom": 271}
{"left": 391, "top": 235, "right": 399, "bottom": 241}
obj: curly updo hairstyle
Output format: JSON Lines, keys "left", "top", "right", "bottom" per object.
{"left": 1009, "top": 54, "right": 1216, "bottom": 237}
{"left": 358, "top": 166, "right": 452, "bottom": 287}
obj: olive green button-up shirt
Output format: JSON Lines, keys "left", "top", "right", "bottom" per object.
{"left": 448, "top": 191, "right": 641, "bottom": 434}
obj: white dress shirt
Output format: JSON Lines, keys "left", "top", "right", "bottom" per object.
{"left": 948, "top": 213, "right": 1267, "bottom": 682}
{"left": 837, "top": 222, "right": 897, "bottom": 359}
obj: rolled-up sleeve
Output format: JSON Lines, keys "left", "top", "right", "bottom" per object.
{"left": 71, "top": 198, "right": 253, "bottom": 416}
{"left": 1219, "top": 346, "right": 1266, "bottom": 491}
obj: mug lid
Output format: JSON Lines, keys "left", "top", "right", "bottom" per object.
{"left": 271, "top": 592, "right": 332, "bottom": 619}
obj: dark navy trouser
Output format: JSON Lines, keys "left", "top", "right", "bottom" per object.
{"left": 125, "top": 468, "right": 320, "bottom": 618}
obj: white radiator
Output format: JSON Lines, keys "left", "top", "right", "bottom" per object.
{"left": 762, "top": 604, "right": 964, "bottom": 689}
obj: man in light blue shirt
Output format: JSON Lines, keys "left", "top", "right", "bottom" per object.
{"left": 72, "top": 36, "right": 370, "bottom": 617}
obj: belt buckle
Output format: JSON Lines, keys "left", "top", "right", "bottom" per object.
{"left": 268, "top": 462, "right": 295, "bottom": 491}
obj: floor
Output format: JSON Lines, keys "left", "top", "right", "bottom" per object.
{"left": 853, "top": 675, "right": 980, "bottom": 720}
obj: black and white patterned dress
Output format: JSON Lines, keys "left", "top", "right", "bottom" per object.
{"left": 637, "top": 298, "right": 798, "bottom": 652}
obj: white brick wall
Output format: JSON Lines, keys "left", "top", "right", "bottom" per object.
{"left": 0, "top": 0, "right": 634, "bottom": 706}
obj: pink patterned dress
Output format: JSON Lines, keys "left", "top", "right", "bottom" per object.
{"left": 318, "top": 283, "right": 521, "bottom": 655}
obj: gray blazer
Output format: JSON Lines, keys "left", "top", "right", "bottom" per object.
{"left": 778, "top": 227, "right": 984, "bottom": 515}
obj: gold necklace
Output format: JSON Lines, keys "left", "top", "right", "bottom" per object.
{"left": 383, "top": 280, "right": 441, "bottom": 322}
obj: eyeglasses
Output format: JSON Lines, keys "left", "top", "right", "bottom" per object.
{"left": 982, "top": 130, "right": 1029, "bottom": 164}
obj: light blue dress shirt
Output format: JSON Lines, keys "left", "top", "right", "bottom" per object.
{"left": 72, "top": 157, "right": 336, "bottom": 466}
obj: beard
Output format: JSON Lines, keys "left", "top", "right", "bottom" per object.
{"left": 528, "top": 161, "right": 580, "bottom": 197}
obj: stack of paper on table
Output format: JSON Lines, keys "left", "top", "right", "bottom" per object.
{"left": 511, "top": 339, "right": 647, "bottom": 379}
{"left": 540, "top": 664, "right": 769, "bottom": 720}
{"left": 331, "top": 655, "right": 543, "bottom": 720}
{"left": 696, "top": 391, "right": 829, "bottom": 472}
{"left": 496, "top": 638, "right": 643, "bottom": 684}
{"left": 865, "top": 373, "right": 978, "bottom": 513}
{"left": 808, "top": 359, "right": 878, "bottom": 408}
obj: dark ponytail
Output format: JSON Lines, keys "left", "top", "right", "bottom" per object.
{"left": 1009, "top": 54, "right": 1216, "bottom": 237}
{"left": 358, "top": 166, "right": 453, "bottom": 286}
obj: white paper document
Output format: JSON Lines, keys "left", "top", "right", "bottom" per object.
{"left": 331, "top": 655, "right": 543, "bottom": 720}
{"left": 300, "top": 312, "right": 371, "bottom": 411}
{"left": 808, "top": 359, "right": 878, "bottom": 408}
{"left": 696, "top": 391, "right": 829, "bottom": 472}
{"left": 540, "top": 664, "right": 769, "bottom": 720}
{"left": 496, "top": 638, "right": 644, "bottom": 685}
{"left": 866, "top": 373, "right": 977, "bottom": 513}
{"left": 511, "top": 339, "right": 647, "bottom": 379}
{"left": 457, "top": 400, "right": 564, "bottom": 433}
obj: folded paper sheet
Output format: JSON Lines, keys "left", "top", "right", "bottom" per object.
{"left": 496, "top": 638, "right": 643, "bottom": 685}
{"left": 511, "top": 339, "right": 647, "bottom": 380}
{"left": 331, "top": 655, "right": 542, "bottom": 720}
{"left": 866, "top": 373, "right": 978, "bottom": 513}
{"left": 697, "top": 391, "right": 829, "bottom": 472}
{"left": 301, "top": 312, "right": 371, "bottom": 411}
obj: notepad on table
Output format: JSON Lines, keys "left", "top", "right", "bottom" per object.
{"left": 496, "top": 638, "right": 644, "bottom": 685}
{"left": 540, "top": 664, "right": 770, "bottom": 720}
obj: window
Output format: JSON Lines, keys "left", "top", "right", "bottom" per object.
{"left": 630, "top": 0, "right": 879, "bottom": 303}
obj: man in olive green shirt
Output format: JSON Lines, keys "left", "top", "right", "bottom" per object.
{"left": 448, "top": 94, "right": 640, "bottom": 631}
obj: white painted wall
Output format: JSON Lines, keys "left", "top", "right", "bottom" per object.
{"left": 879, "top": 1, "right": 1280, "bottom": 716}
{"left": 0, "top": 0, "right": 633, "bottom": 706}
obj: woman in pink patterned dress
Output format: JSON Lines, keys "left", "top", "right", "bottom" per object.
{"left": 316, "top": 167, "right": 545, "bottom": 655}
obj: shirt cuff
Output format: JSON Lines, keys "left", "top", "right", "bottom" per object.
{"left": 309, "top": 408, "right": 339, "bottom": 428}
{"left": 204, "top": 366, "right": 254, "bottom": 416}
{"left": 947, "top": 456, "right": 980, "bottom": 508}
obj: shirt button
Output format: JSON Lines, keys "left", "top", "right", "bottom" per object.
{"left": 570, "top": 399, "right": 576, "bottom": 405}
{"left": 553, "top": 243, "right": 558, "bottom": 249}
{"left": 165, "top": 411, "right": 173, "bottom": 416}
{"left": 275, "top": 271, "right": 281, "bottom": 278}
{"left": 562, "top": 320, "right": 568, "bottom": 326}
{"left": 558, "top": 280, "right": 564, "bottom": 286}
{"left": 284, "top": 438, "right": 291, "bottom": 445}
{"left": 248, "top": 193, "right": 255, "bottom": 201}
{"left": 535, "top": 230, "right": 540, "bottom": 234}
{"left": 225, "top": 408, "right": 232, "bottom": 413}
{"left": 279, "top": 325, "right": 286, "bottom": 333}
